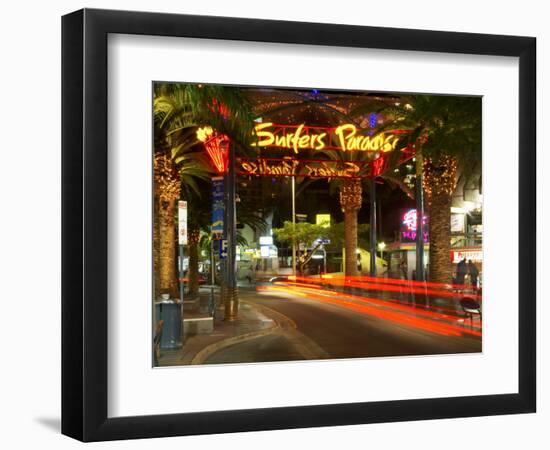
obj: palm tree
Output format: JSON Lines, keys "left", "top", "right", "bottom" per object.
{"left": 338, "top": 178, "right": 364, "bottom": 276}
{"left": 153, "top": 134, "right": 211, "bottom": 298}
{"left": 153, "top": 83, "right": 255, "bottom": 299}
{"left": 321, "top": 132, "right": 407, "bottom": 276}
{"left": 374, "top": 95, "right": 482, "bottom": 284}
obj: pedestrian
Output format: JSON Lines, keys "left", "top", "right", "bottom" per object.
{"left": 468, "top": 259, "right": 479, "bottom": 289}
{"left": 455, "top": 258, "right": 467, "bottom": 285}
{"left": 400, "top": 260, "right": 408, "bottom": 280}
{"left": 246, "top": 265, "right": 254, "bottom": 284}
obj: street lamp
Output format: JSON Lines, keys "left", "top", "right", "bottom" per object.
{"left": 197, "top": 127, "right": 238, "bottom": 321}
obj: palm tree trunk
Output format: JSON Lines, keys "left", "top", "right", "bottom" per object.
{"left": 154, "top": 152, "right": 181, "bottom": 299}
{"left": 158, "top": 198, "right": 179, "bottom": 297}
{"left": 339, "top": 178, "right": 362, "bottom": 277}
{"left": 423, "top": 156, "right": 458, "bottom": 285}
{"left": 153, "top": 198, "right": 160, "bottom": 299}
{"left": 427, "top": 193, "right": 453, "bottom": 284}
{"left": 344, "top": 210, "right": 358, "bottom": 277}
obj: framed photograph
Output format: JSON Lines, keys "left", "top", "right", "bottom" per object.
{"left": 62, "top": 8, "right": 536, "bottom": 441}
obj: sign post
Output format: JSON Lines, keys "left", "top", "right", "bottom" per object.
{"left": 178, "top": 201, "right": 187, "bottom": 343}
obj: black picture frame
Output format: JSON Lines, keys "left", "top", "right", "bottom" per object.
{"left": 62, "top": 8, "right": 536, "bottom": 442}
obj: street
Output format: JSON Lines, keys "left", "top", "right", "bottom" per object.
{"left": 204, "top": 281, "right": 481, "bottom": 364}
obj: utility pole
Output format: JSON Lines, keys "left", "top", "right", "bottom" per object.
{"left": 370, "top": 177, "right": 377, "bottom": 277}
{"left": 210, "top": 239, "right": 215, "bottom": 285}
{"left": 291, "top": 176, "right": 297, "bottom": 276}
{"left": 177, "top": 200, "right": 187, "bottom": 344}
{"left": 415, "top": 154, "right": 425, "bottom": 282}
{"left": 224, "top": 142, "right": 238, "bottom": 321}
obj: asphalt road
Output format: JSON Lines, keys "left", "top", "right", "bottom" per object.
{"left": 206, "top": 333, "right": 305, "bottom": 364}
{"left": 204, "top": 286, "right": 481, "bottom": 364}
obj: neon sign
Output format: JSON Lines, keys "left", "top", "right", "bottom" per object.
{"left": 238, "top": 144, "right": 416, "bottom": 180}
{"left": 252, "top": 122, "right": 400, "bottom": 154}
{"left": 239, "top": 158, "right": 299, "bottom": 177}
{"left": 335, "top": 124, "right": 399, "bottom": 153}
{"left": 402, "top": 209, "right": 427, "bottom": 231}
{"left": 238, "top": 158, "right": 366, "bottom": 179}
{"left": 401, "top": 209, "right": 428, "bottom": 242}
{"left": 197, "top": 126, "right": 230, "bottom": 174}
{"left": 254, "top": 123, "right": 326, "bottom": 152}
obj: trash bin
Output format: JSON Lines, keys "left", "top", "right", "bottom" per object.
{"left": 155, "top": 300, "right": 182, "bottom": 349}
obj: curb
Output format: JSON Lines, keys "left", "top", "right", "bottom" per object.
{"left": 190, "top": 302, "right": 281, "bottom": 364}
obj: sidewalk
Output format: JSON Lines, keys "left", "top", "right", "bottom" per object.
{"left": 156, "top": 288, "right": 277, "bottom": 367}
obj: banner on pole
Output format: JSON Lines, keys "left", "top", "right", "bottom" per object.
{"left": 212, "top": 176, "right": 224, "bottom": 237}
{"left": 178, "top": 200, "right": 188, "bottom": 245}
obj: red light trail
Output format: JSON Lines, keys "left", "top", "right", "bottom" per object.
{"left": 284, "top": 275, "right": 481, "bottom": 302}
{"left": 258, "top": 279, "right": 481, "bottom": 338}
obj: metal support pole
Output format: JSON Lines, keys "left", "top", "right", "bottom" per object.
{"left": 179, "top": 243, "right": 185, "bottom": 343}
{"left": 291, "top": 176, "right": 296, "bottom": 276}
{"left": 415, "top": 154, "right": 425, "bottom": 282}
{"left": 370, "top": 177, "right": 377, "bottom": 277}
{"left": 210, "top": 238, "right": 215, "bottom": 285}
{"left": 224, "top": 142, "right": 239, "bottom": 321}
{"left": 209, "top": 286, "right": 215, "bottom": 317}
{"left": 378, "top": 198, "right": 383, "bottom": 241}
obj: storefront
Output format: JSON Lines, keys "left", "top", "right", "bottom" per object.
{"left": 386, "top": 207, "right": 482, "bottom": 283}
{"left": 385, "top": 209, "right": 429, "bottom": 279}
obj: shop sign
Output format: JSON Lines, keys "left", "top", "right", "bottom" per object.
{"left": 316, "top": 214, "right": 331, "bottom": 227}
{"left": 252, "top": 122, "right": 400, "bottom": 154}
{"left": 400, "top": 209, "right": 428, "bottom": 243}
{"left": 451, "top": 213, "right": 465, "bottom": 233}
{"left": 451, "top": 249, "right": 483, "bottom": 263}
{"left": 259, "top": 236, "right": 273, "bottom": 245}
{"left": 239, "top": 140, "right": 415, "bottom": 180}
{"left": 238, "top": 158, "right": 370, "bottom": 179}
